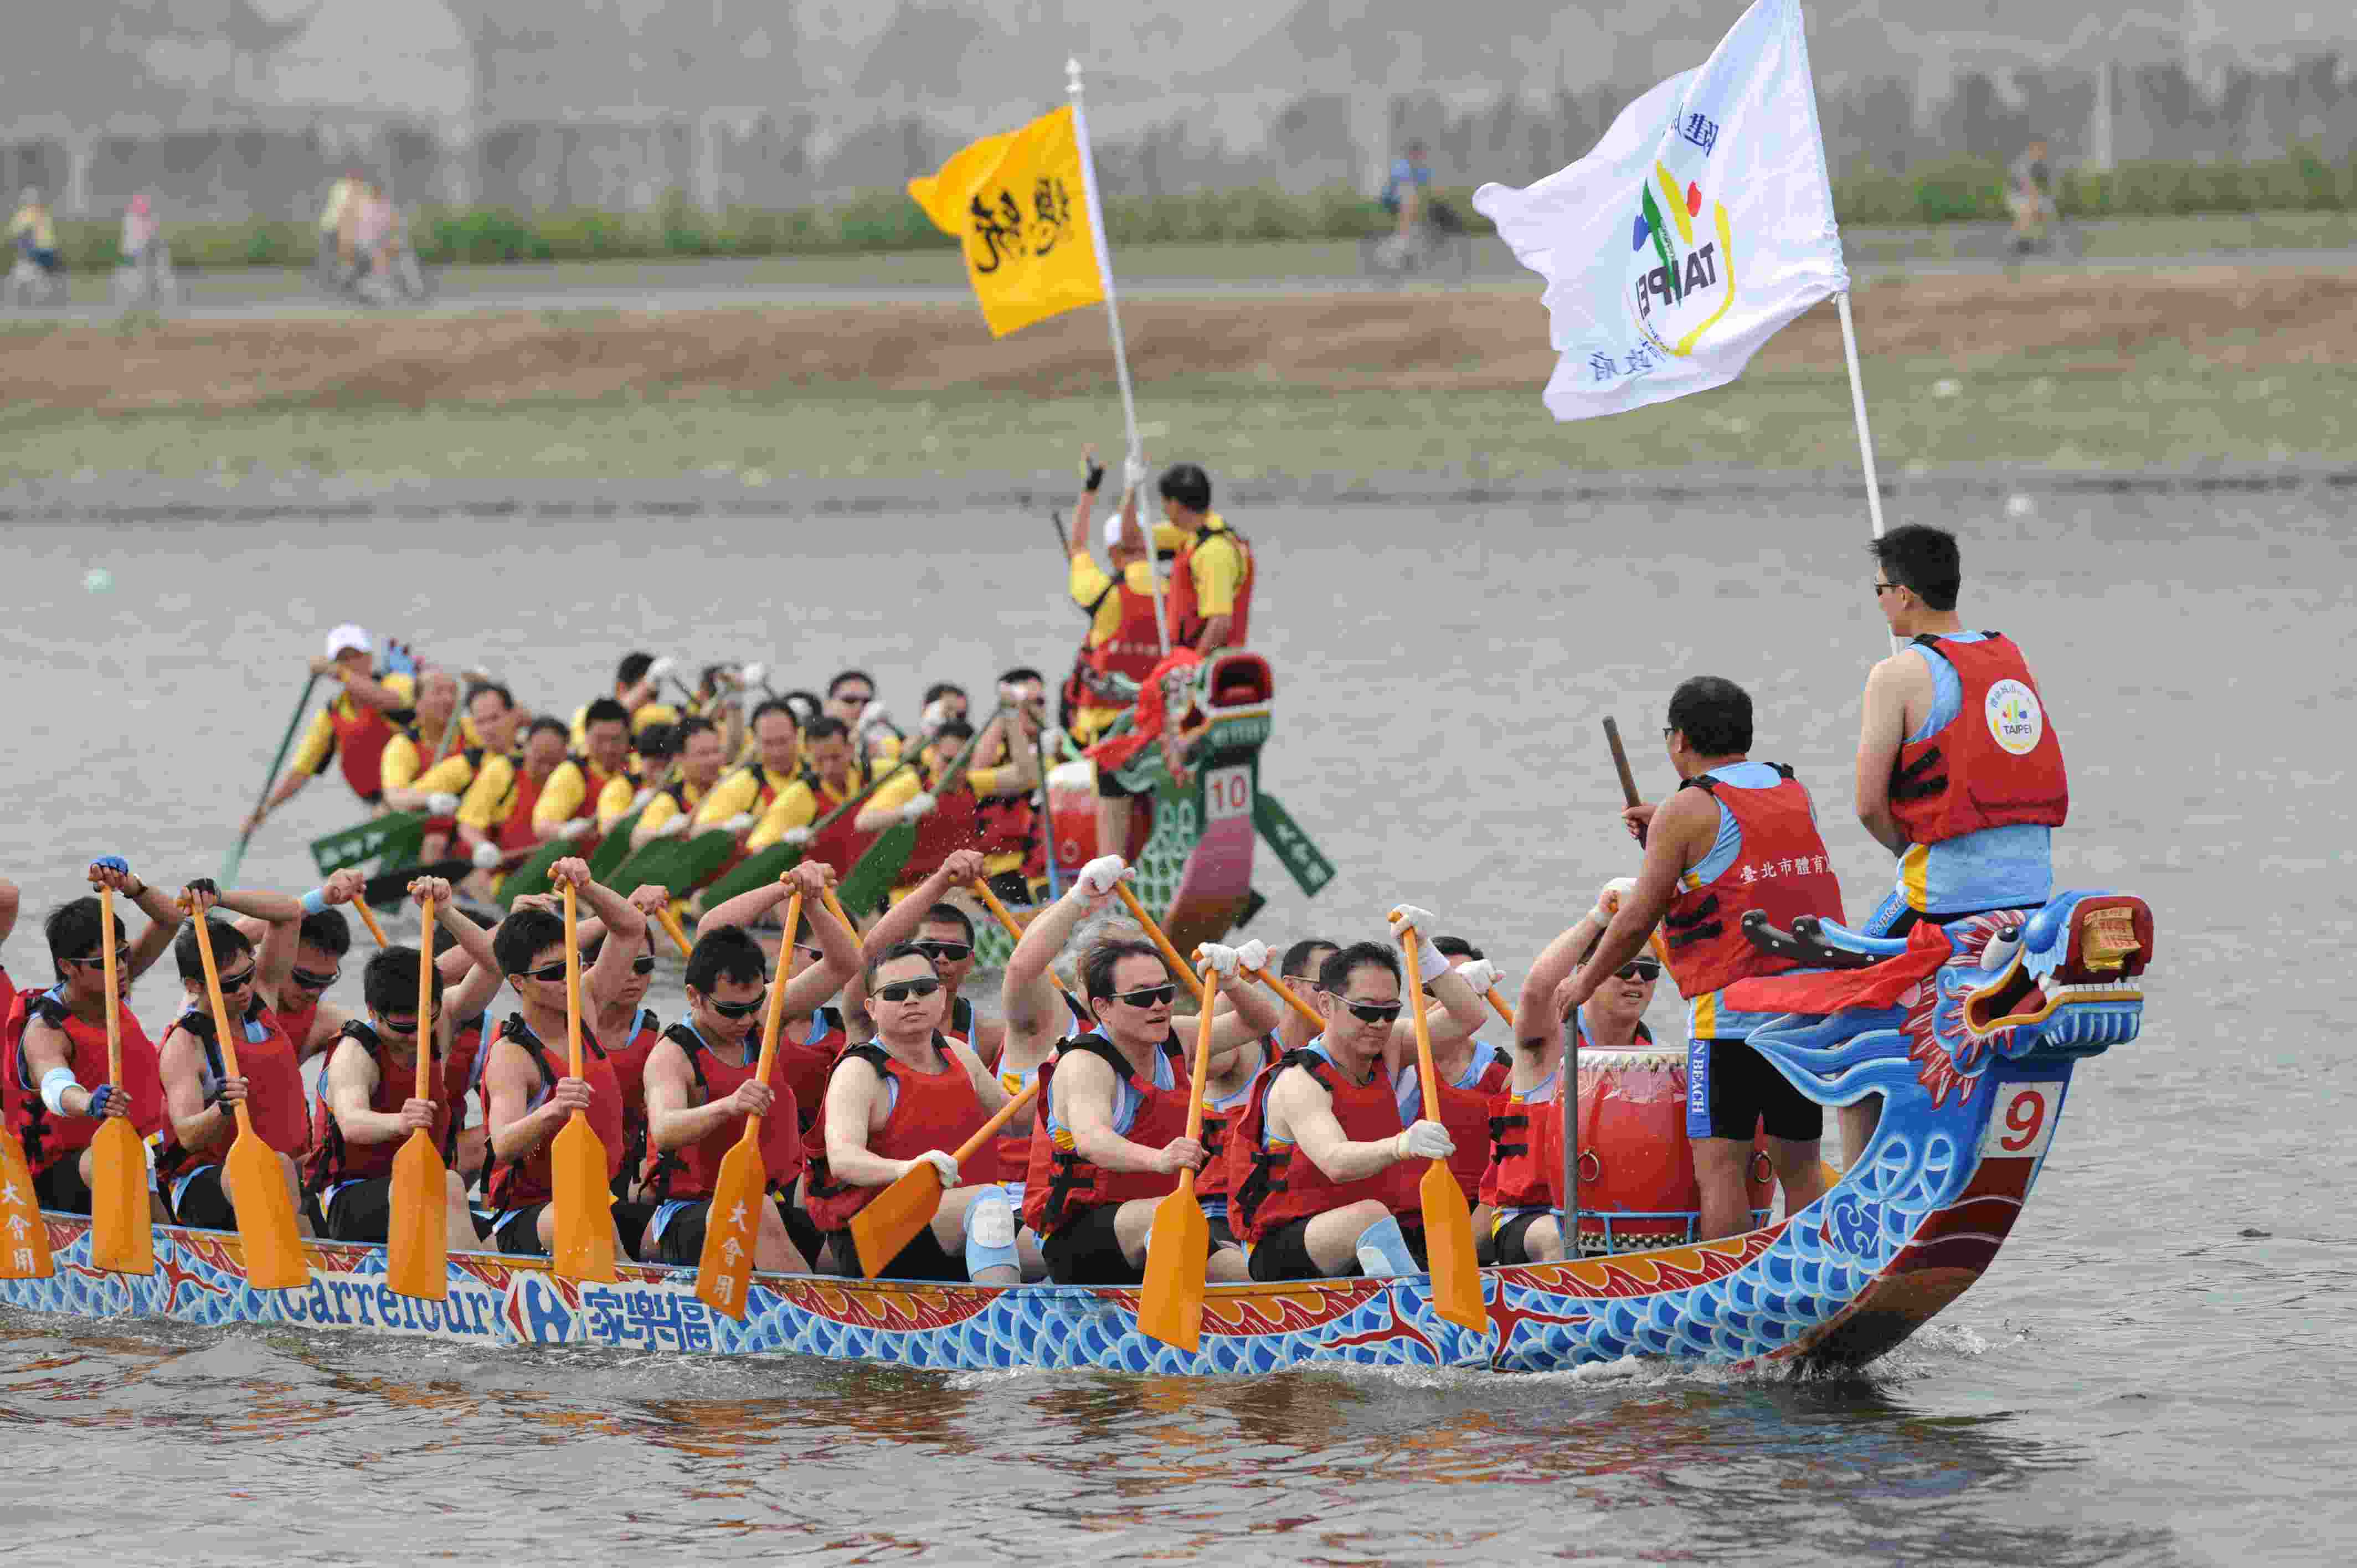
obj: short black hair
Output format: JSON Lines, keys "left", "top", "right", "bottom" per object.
{"left": 999, "top": 666, "right": 1044, "bottom": 688}
{"left": 44, "top": 896, "right": 125, "bottom": 981}
{"left": 1280, "top": 937, "right": 1337, "bottom": 980}
{"left": 686, "top": 926, "right": 768, "bottom": 994}
{"left": 615, "top": 652, "right": 656, "bottom": 688}
{"left": 583, "top": 697, "right": 631, "bottom": 733}
{"left": 931, "top": 719, "right": 975, "bottom": 746}
{"left": 922, "top": 682, "right": 967, "bottom": 706}
{"left": 1157, "top": 462, "right": 1212, "bottom": 513}
{"left": 173, "top": 918, "right": 253, "bottom": 985}
{"left": 297, "top": 907, "right": 352, "bottom": 958}
{"left": 750, "top": 698, "right": 801, "bottom": 730}
{"left": 1433, "top": 936, "right": 1484, "bottom": 962}
{"left": 1082, "top": 938, "right": 1165, "bottom": 1003}
{"left": 828, "top": 670, "right": 877, "bottom": 699}
{"left": 464, "top": 680, "right": 514, "bottom": 713}
{"left": 804, "top": 716, "right": 851, "bottom": 744}
{"left": 676, "top": 714, "right": 719, "bottom": 746}
{"left": 1319, "top": 941, "right": 1400, "bottom": 996}
{"left": 698, "top": 663, "right": 735, "bottom": 695}
{"left": 363, "top": 946, "right": 444, "bottom": 1018}
{"left": 918, "top": 902, "right": 975, "bottom": 945}
{"left": 780, "top": 689, "right": 823, "bottom": 725}
{"left": 526, "top": 715, "right": 568, "bottom": 745}
{"left": 865, "top": 940, "right": 938, "bottom": 992}
{"left": 1666, "top": 675, "right": 1752, "bottom": 757}
{"left": 634, "top": 721, "right": 680, "bottom": 759}
{"left": 493, "top": 907, "right": 567, "bottom": 977}
{"left": 1869, "top": 524, "right": 1962, "bottom": 611}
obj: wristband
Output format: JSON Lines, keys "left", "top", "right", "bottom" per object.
{"left": 39, "top": 1066, "right": 80, "bottom": 1116}
{"left": 301, "top": 886, "right": 330, "bottom": 915}
{"left": 1413, "top": 941, "right": 1450, "bottom": 985}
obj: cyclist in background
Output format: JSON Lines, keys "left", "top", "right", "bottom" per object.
{"left": 9, "top": 187, "right": 61, "bottom": 276}
{"left": 1381, "top": 141, "right": 1462, "bottom": 244}
{"left": 2006, "top": 139, "right": 2055, "bottom": 255}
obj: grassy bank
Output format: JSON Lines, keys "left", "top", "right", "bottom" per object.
{"left": 36, "top": 150, "right": 2357, "bottom": 272}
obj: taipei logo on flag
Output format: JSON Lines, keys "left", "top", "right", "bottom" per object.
{"left": 1629, "top": 157, "right": 1736, "bottom": 359}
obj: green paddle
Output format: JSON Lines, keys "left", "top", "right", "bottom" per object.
{"left": 835, "top": 712, "right": 1001, "bottom": 916}
{"left": 222, "top": 672, "right": 323, "bottom": 883}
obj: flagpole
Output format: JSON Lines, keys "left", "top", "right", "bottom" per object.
{"left": 1834, "top": 291, "right": 1886, "bottom": 542}
{"left": 1067, "top": 55, "right": 1172, "bottom": 658}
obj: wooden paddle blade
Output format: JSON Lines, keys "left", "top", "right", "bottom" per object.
{"left": 225, "top": 1132, "right": 310, "bottom": 1291}
{"left": 385, "top": 1129, "right": 449, "bottom": 1301}
{"left": 1135, "top": 1177, "right": 1210, "bottom": 1353}
{"left": 0, "top": 1128, "right": 55, "bottom": 1280}
{"left": 549, "top": 1112, "right": 616, "bottom": 1282}
{"left": 693, "top": 1136, "right": 767, "bottom": 1317}
{"left": 848, "top": 1160, "right": 945, "bottom": 1280}
{"left": 86, "top": 1117, "right": 154, "bottom": 1276}
{"left": 1418, "top": 1160, "right": 1489, "bottom": 1335}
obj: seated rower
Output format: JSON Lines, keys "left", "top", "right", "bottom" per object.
{"left": 1398, "top": 930, "right": 1511, "bottom": 1237}
{"left": 478, "top": 859, "right": 647, "bottom": 1259}
{"left": 633, "top": 715, "right": 735, "bottom": 850}
{"left": 7, "top": 859, "right": 183, "bottom": 1215}
{"left": 1227, "top": 937, "right": 1456, "bottom": 1283}
{"left": 234, "top": 867, "right": 365, "bottom": 1065}
{"left": 693, "top": 698, "right": 804, "bottom": 847}
{"left": 378, "top": 668, "right": 475, "bottom": 860}
{"left": 1486, "top": 879, "right": 1659, "bottom": 1264}
{"left": 804, "top": 942, "right": 1034, "bottom": 1283}
{"left": 1272, "top": 939, "right": 1337, "bottom": 1055}
{"left": 568, "top": 652, "right": 681, "bottom": 749}
{"left": 858, "top": 852, "right": 1001, "bottom": 1066}
{"left": 153, "top": 882, "right": 313, "bottom": 1234}
{"left": 697, "top": 863, "right": 858, "bottom": 1146}
{"left": 637, "top": 917, "right": 853, "bottom": 1272}
{"left": 534, "top": 698, "right": 639, "bottom": 845}
{"left": 308, "top": 878, "right": 503, "bottom": 1245}
{"left": 1016, "top": 857, "right": 1280, "bottom": 1286}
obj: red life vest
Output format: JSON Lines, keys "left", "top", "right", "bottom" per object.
{"left": 1661, "top": 765, "right": 1847, "bottom": 1000}
{"left": 1018, "top": 1029, "right": 1189, "bottom": 1236}
{"left": 1889, "top": 632, "right": 2069, "bottom": 845}
{"left": 1063, "top": 560, "right": 1167, "bottom": 726}
{"left": 1195, "top": 1035, "right": 1272, "bottom": 1204}
{"left": 159, "top": 1001, "right": 310, "bottom": 1169}
{"left": 776, "top": 1007, "right": 844, "bottom": 1140}
{"left": 1226, "top": 1044, "right": 1414, "bottom": 1243}
{"left": 402, "top": 731, "right": 481, "bottom": 842}
{"left": 1399, "top": 1039, "right": 1512, "bottom": 1195}
{"left": 896, "top": 785, "right": 989, "bottom": 885}
{"left": 278, "top": 995, "right": 324, "bottom": 1060}
{"left": 638, "top": 1022, "right": 805, "bottom": 1202}
{"left": 803, "top": 1034, "right": 989, "bottom": 1234}
{"left": 304, "top": 1021, "right": 455, "bottom": 1190}
{"left": 1169, "top": 517, "right": 1254, "bottom": 649}
{"left": 984, "top": 1059, "right": 1037, "bottom": 1189}
{"left": 0, "top": 964, "right": 16, "bottom": 1137}
{"left": 328, "top": 688, "right": 402, "bottom": 801}
{"left": 4, "top": 986, "right": 168, "bottom": 1176}
{"left": 484, "top": 1014, "right": 625, "bottom": 1211}
{"left": 600, "top": 1005, "right": 662, "bottom": 1174}
{"left": 498, "top": 764, "right": 555, "bottom": 854}
{"left": 800, "top": 765, "right": 876, "bottom": 880}
{"left": 1086, "top": 647, "right": 1203, "bottom": 778}
{"left": 1480, "top": 1018, "right": 1651, "bottom": 1210}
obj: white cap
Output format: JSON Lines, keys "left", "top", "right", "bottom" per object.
{"left": 324, "top": 623, "right": 372, "bottom": 658}
{"left": 1102, "top": 516, "right": 1135, "bottom": 551}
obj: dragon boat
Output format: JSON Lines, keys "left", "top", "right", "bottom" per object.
{"left": 1, "top": 889, "right": 2150, "bottom": 1374}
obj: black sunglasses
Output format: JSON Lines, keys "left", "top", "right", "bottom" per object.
{"left": 375, "top": 1007, "right": 442, "bottom": 1034}
{"left": 65, "top": 946, "right": 132, "bottom": 971}
{"left": 1617, "top": 960, "right": 1664, "bottom": 982}
{"left": 629, "top": 955, "right": 657, "bottom": 976}
{"left": 1109, "top": 983, "right": 1177, "bottom": 1009}
{"left": 1342, "top": 999, "right": 1403, "bottom": 1024}
{"left": 289, "top": 965, "right": 342, "bottom": 991}
{"left": 518, "top": 961, "right": 573, "bottom": 983}
{"left": 875, "top": 978, "right": 943, "bottom": 1004}
{"left": 706, "top": 991, "right": 767, "bottom": 1019}
{"left": 1873, "top": 580, "right": 1899, "bottom": 596}
{"left": 836, "top": 690, "right": 874, "bottom": 706}
{"left": 914, "top": 940, "right": 972, "bottom": 963}
{"left": 215, "top": 966, "right": 258, "bottom": 992}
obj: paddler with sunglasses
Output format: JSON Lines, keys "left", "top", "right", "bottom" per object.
{"left": 696, "top": 865, "right": 858, "bottom": 1170}
{"left": 1226, "top": 919, "right": 1478, "bottom": 1283}
{"left": 1399, "top": 933, "right": 1511, "bottom": 1236}
{"left": 805, "top": 938, "right": 1038, "bottom": 1283}
{"left": 857, "top": 852, "right": 1001, "bottom": 1066}
{"left": 1480, "top": 879, "right": 1661, "bottom": 1265}
{"left": 229, "top": 867, "right": 364, "bottom": 1066}
{"left": 7, "top": 858, "right": 183, "bottom": 1215}
{"left": 1005, "top": 856, "right": 1282, "bottom": 1286}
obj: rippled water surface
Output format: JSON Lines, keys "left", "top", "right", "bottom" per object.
{"left": 2, "top": 492, "right": 2349, "bottom": 1564}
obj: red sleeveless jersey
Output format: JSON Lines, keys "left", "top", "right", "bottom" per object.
{"left": 159, "top": 1002, "right": 309, "bottom": 1165}
{"left": 304, "top": 1022, "right": 455, "bottom": 1189}
{"left": 484, "top": 1015, "right": 625, "bottom": 1211}
{"left": 1169, "top": 518, "right": 1254, "bottom": 649}
{"left": 803, "top": 1035, "right": 989, "bottom": 1234}
{"left": 1661, "top": 765, "right": 1847, "bottom": 1000}
{"left": 329, "top": 690, "right": 400, "bottom": 800}
{"left": 638, "top": 1022, "right": 804, "bottom": 1203}
{"left": 1194, "top": 1035, "right": 1273, "bottom": 1204}
{"left": 1018, "top": 1030, "right": 1189, "bottom": 1236}
{"left": 1226, "top": 1044, "right": 1414, "bottom": 1243}
{"left": 1890, "top": 632, "right": 2068, "bottom": 844}
{"left": 4, "top": 987, "right": 168, "bottom": 1177}
{"left": 1400, "top": 1040, "right": 1512, "bottom": 1195}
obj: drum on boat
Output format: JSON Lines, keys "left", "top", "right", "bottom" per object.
{"left": 1571, "top": 1045, "right": 1772, "bottom": 1254}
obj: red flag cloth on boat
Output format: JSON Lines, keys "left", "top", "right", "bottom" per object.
{"left": 1721, "top": 921, "right": 1951, "bottom": 1016}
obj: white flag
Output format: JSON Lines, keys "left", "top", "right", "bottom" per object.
{"left": 1473, "top": 0, "right": 1848, "bottom": 421}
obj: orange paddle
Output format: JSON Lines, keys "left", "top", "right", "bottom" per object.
{"left": 1136, "top": 958, "right": 1222, "bottom": 1353}
{"left": 657, "top": 907, "right": 693, "bottom": 958}
{"left": 188, "top": 909, "right": 308, "bottom": 1290}
{"left": 969, "top": 879, "right": 1072, "bottom": 995}
{"left": 1242, "top": 963, "right": 1325, "bottom": 1029}
{"left": 354, "top": 904, "right": 391, "bottom": 947}
{"left": 549, "top": 884, "right": 616, "bottom": 1282}
{"left": 1111, "top": 882, "right": 1210, "bottom": 1004}
{"left": 694, "top": 893, "right": 800, "bottom": 1317}
{"left": 385, "top": 896, "right": 447, "bottom": 1301}
{"left": 86, "top": 886, "right": 153, "bottom": 1276}
{"left": 1396, "top": 921, "right": 1489, "bottom": 1335}
{"left": 1483, "top": 988, "right": 1516, "bottom": 1029}
{"left": 851, "top": 1079, "right": 1039, "bottom": 1279}
{"left": 0, "top": 1121, "right": 50, "bottom": 1279}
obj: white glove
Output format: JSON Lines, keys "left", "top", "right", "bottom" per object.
{"left": 740, "top": 662, "right": 768, "bottom": 689}
{"left": 655, "top": 813, "right": 691, "bottom": 839}
{"left": 629, "top": 788, "right": 656, "bottom": 812}
{"left": 858, "top": 699, "right": 890, "bottom": 731}
{"left": 899, "top": 791, "right": 936, "bottom": 825}
{"left": 426, "top": 792, "right": 461, "bottom": 817}
{"left": 557, "top": 818, "right": 595, "bottom": 842}
{"left": 779, "top": 825, "right": 814, "bottom": 847}
{"left": 1454, "top": 957, "right": 1502, "bottom": 994}
{"left": 721, "top": 813, "right": 756, "bottom": 835}
{"left": 1123, "top": 453, "right": 1148, "bottom": 492}
{"left": 470, "top": 840, "right": 502, "bottom": 870}
{"left": 1198, "top": 942, "right": 1243, "bottom": 978}
{"left": 1075, "top": 855, "right": 1130, "bottom": 897}
{"left": 647, "top": 656, "right": 677, "bottom": 682}
{"left": 996, "top": 679, "right": 1025, "bottom": 704}
{"left": 1592, "top": 876, "right": 1639, "bottom": 925}
{"left": 913, "top": 1149, "right": 959, "bottom": 1186}
{"left": 919, "top": 698, "right": 953, "bottom": 735}
{"left": 1396, "top": 1120, "right": 1455, "bottom": 1161}
{"left": 1233, "top": 938, "right": 1269, "bottom": 974}
{"left": 1388, "top": 905, "right": 1450, "bottom": 982}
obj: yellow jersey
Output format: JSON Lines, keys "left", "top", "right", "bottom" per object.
{"left": 637, "top": 778, "right": 712, "bottom": 837}
{"left": 287, "top": 672, "right": 418, "bottom": 778}
{"left": 745, "top": 766, "right": 868, "bottom": 853}
{"left": 455, "top": 752, "right": 521, "bottom": 832}
{"left": 568, "top": 700, "right": 681, "bottom": 750}
{"left": 380, "top": 728, "right": 478, "bottom": 797}
{"left": 534, "top": 757, "right": 637, "bottom": 833}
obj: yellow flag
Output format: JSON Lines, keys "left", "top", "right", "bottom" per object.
{"left": 908, "top": 105, "right": 1104, "bottom": 338}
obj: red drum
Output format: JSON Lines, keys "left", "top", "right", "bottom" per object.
{"left": 1043, "top": 760, "right": 1157, "bottom": 880}
{"left": 1569, "top": 1046, "right": 1772, "bottom": 1255}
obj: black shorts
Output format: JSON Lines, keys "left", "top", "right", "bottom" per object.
{"left": 774, "top": 1194, "right": 822, "bottom": 1268}
{"left": 1205, "top": 1211, "right": 1238, "bottom": 1251}
{"left": 1687, "top": 1036, "right": 1823, "bottom": 1143}
{"left": 824, "top": 1225, "right": 966, "bottom": 1282}
{"left": 168, "top": 1165, "right": 236, "bottom": 1231}
{"left": 32, "top": 1157, "right": 94, "bottom": 1214}
{"left": 1095, "top": 766, "right": 1146, "bottom": 801}
{"left": 1041, "top": 1205, "right": 1140, "bottom": 1286}
{"left": 1247, "top": 1215, "right": 1331, "bottom": 1282}
{"left": 1493, "top": 1208, "right": 1555, "bottom": 1266}
{"left": 324, "top": 1176, "right": 397, "bottom": 1244}
{"left": 492, "top": 1203, "right": 549, "bottom": 1256}
{"left": 649, "top": 1200, "right": 710, "bottom": 1267}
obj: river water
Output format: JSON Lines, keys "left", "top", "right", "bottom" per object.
{"left": 1, "top": 489, "right": 2348, "bottom": 1564}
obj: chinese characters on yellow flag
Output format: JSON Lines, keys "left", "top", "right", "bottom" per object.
{"left": 908, "top": 105, "right": 1103, "bottom": 337}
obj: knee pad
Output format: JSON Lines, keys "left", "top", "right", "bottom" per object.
{"left": 1354, "top": 1214, "right": 1418, "bottom": 1278}
{"left": 964, "top": 1192, "right": 1018, "bottom": 1277}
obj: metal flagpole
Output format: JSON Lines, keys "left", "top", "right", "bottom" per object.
{"left": 1067, "top": 56, "right": 1172, "bottom": 658}
{"left": 1560, "top": 1012, "right": 1579, "bottom": 1262}
{"left": 1835, "top": 289, "right": 1898, "bottom": 653}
